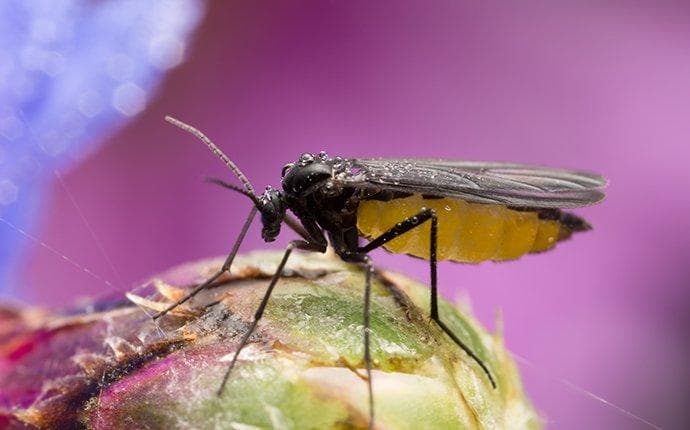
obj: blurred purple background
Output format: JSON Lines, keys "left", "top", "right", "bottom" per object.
{"left": 7, "top": 2, "right": 690, "bottom": 428}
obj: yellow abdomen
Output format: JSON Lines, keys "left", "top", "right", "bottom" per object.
{"left": 357, "top": 195, "right": 566, "bottom": 263}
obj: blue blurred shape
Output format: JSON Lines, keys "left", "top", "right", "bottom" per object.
{"left": 0, "top": 0, "right": 205, "bottom": 296}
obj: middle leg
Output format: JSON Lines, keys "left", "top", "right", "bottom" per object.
{"left": 341, "top": 252, "right": 375, "bottom": 430}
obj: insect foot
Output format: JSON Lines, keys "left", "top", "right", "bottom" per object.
{"left": 0, "top": 251, "right": 540, "bottom": 429}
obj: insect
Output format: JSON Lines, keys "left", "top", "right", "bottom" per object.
{"left": 154, "top": 116, "right": 607, "bottom": 428}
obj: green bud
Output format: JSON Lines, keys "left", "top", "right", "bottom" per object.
{"left": 0, "top": 251, "right": 540, "bottom": 429}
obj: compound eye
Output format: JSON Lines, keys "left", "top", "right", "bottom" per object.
{"left": 281, "top": 163, "right": 294, "bottom": 178}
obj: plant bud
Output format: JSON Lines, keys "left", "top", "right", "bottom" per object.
{"left": 0, "top": 251, "right": 540, "bottom": 429}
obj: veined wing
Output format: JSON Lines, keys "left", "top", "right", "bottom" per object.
{"left": 346, "top": 159, "right": 607, "bottom": 208}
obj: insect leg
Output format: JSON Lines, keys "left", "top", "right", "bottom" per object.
{"left": 359, "top": 208, "right": 497, "bottom": 389}
{"left": 427, "top": 213, "right": 496, "bottom": 388}
{"left": 217, "top": 239, "right": 326, "bottom": 395}
{"left": 340, "top": 252, "right": 375, "bottom": 430}
{"left": 363, "top": 257, "right": 375, "bottom": 430}
{"left": 359, "top": 208, "right": 435, "bottom": 253}
{"left": 153, "top": 206, "right": 258, "bottom": 320}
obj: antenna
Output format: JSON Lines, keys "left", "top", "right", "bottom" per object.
{"left": 205, "top": 177, "right": 261, "bottom": 206}
{"left": 165, "top": 116, "right": 256, "bottom": 196}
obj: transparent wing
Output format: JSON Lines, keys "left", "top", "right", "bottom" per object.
{"left": 346, "top": 159, "right": 607, "bottom": 208}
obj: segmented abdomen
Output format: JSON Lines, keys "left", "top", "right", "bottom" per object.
{"left": 357, "top": 195, "right": 571, "bottom": 263}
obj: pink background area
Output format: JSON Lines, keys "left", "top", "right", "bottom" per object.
{"left": 15, "top": 2, "right": 690, "bottom": 428}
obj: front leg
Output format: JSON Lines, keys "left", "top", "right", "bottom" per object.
{"left": 153, "top": 206, "right": 258, "bottom": 320}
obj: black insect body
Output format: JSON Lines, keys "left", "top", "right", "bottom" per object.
{"left": 155, "top": 116, "right": 607, "bottom": 428}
